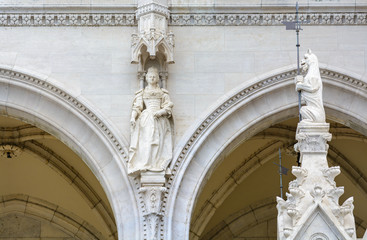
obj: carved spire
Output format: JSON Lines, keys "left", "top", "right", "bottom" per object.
{"left": 277, "top": 51, "right": 357, "bottom": 240}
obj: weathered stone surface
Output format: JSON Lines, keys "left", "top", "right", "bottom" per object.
{"left": 0, "top": 213, "right": 41, "bottom": 238}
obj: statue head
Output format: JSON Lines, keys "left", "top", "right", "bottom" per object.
{"left": 146, "top": 67, "right": 160, "bottom": 86}
{"left": 301, "top": 49, "right": 319, "bottom": 72}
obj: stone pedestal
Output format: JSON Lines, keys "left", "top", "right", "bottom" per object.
{"left": 277, "top": 122, "right": 356, "bottom": 240}
{"left": 140, "top": 171, "right": 167, "bottom": 240}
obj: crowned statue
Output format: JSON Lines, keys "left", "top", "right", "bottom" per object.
{"left": 128, "top": 67, "right": 174, "bottom": 174}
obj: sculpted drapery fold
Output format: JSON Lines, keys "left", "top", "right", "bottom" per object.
{"left": 128, "top": 67, "right": 174, "bottom": 175}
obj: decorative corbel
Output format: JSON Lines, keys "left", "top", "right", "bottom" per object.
{"left": 139, "top": 186, "right": 167, "bottom": 240}
{"left": 139, "top": 171, "right": 168, "bottom": 240}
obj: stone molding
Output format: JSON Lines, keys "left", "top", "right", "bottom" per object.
{"left": 23, "top": 140, "right": 117, "bottom": 237}
{"left": 191, "top": 127, "right": 367, "bottom": 239}
{"left": 0, "top": 103, "right": 117, "bottom": 238}
{"left": 199, "top": 197, "right": 277, "bottom": 240}
{"left": 0, "top": 13, "right": 136, "bottom": 26}
{"left": 168, "top": 67, "right": 367, "bottom": 191}
{"left": 0, "top": 12, "right": 365, "bottom": 26}
{"left": 167, "top": 66, "right": 367, "bottom": 239}
{"left": 0, "top": 65, "right": 138, "bottom": 239}
{"left": 0, "top": 67, "right": 129, "bottom": 163}
{"left": 169, "top": 12, "right": 367, "bottom": 26}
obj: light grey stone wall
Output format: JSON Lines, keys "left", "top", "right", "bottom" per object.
{"left": 0, "top": 2, "right": 366, "bottom": 239}
{"left": 0, "top": 24, "right": 366, "bottom": 144}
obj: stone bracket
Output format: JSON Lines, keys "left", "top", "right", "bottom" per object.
{"left": 139, "top": 171, "right": 167, "bottom": 240}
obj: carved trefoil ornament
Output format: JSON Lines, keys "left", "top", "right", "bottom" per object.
{"left": 277, "top": 50, "right": 357, "bottom": 240}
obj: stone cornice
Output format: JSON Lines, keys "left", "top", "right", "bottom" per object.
{"left": 0, "top": 13, "right": 136, "bottom": 26}
{"left": 169, "top": 12, "right": 367, "bottom": 26}
{"left": 0, "top": 4, "right": 366, "bottom": 26}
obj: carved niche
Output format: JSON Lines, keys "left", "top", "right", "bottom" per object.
{"left": 131, "top": 0, "right": 174, "bottom": 89}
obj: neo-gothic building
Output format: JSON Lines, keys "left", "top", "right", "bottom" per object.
{"left": 0, "top": 0, "right": 366, "bottom": 239}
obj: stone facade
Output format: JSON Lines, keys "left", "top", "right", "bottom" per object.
{"left": 0, "top": 0, "right": 366, "bottom": 239}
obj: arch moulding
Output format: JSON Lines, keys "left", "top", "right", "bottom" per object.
{"left": 0, "top": 65, "right": 139, "bottom": 240}
{"left": 165, "top": 65, "right": 367, "bottom": 240}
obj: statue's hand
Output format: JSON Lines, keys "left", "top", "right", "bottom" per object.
{"left": 295, "top": 83, "right": 301, "bottom": 92}
{"left": 295, "top": 75, "right": 303, "bottom": 83}
{"left": 130, "top": 118, "right": 136, "bottom": 128}
{"left": 154, "top": 109, "right": 166, "bottom": 118}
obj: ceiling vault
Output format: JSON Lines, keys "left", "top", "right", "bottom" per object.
{"left": 0, "top": 124, "right": 117, "bottom": 239}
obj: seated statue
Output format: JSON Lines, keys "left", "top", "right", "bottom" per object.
{"left": 295, "top": 49, "right": 326, "bottom": 123}
{"left": 128, "top": 67, "right": 174, "bottom": 174}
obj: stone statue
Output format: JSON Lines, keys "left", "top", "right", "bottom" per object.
{"left": 128, "top": 67, "right": 174, "bottom": 174}
{"left": 295, "top": 49, "right": 326, "bottom": 123}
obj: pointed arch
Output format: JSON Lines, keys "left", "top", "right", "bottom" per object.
{"left": 165, "top": 65, "right": 367, "bottom": 239}
{"left": 0, "top": 65, "right": 139, "bottom": 240}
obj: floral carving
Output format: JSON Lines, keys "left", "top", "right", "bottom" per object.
{"left": 334, "top": 14, "right": 342, "bottom": 24}
{"left": 46, "top": 15, "right": 55, "bottom": 25}
{"left": 80, "top": 15, "right": 89, "bottom": 25}
{"left": 10, "top": 15, "right": 19, "bottom": 25}
{"left": 0, "top": 12, "right": 364, "bottom": 27}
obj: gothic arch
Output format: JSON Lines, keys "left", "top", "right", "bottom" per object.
{"left": 166, "top": 65, "right": 367, "bottom": 239}
{"left": 0, "top": 65, "right": 139, "bottom": 239}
